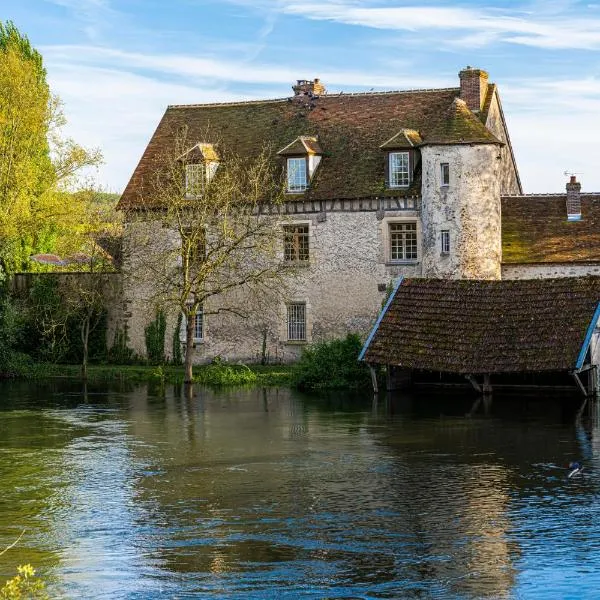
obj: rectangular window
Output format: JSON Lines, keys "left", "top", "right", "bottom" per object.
{"left": 389, "top": 152, "right": 410, "bottom": 188}
{"left": 193, "top": 306, "right": 203, "bottom": 341}
{"left": 441, "top": 163, "right": 450, "bottom": 186}
{"left": 441, "top": 230, "right": 450, "bottom": 254}
{"left": 185, "top": 163, "right": 204, "bottom": 197}
{"left": 185, "top": 162, "right": 218, "bottom": 197}
{"left": 389, "top": 222, "right": 417, "bottom": 261}
{"left": 287, "top": 303, "right": 306, "bottom": 341}
{"left": 283, "top": 224, "right": 309, "bottom": 263}
{"left": 287, "top": 158, "right": 307, "bottom": 193}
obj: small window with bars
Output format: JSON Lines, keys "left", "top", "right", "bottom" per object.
{"left": 284, "top": 224, "right": 309, "bottom": 263}
{"left": 441, "top": 163, "right": 450, "bottom": 187}
{"left": 389, "top": 222, "right": 418, "bottom": 261}
{"left": 193, "top": 306, "right": 203, "bottom": 341}
{"left": 389, "top": 152, "right": 410, "bottom": 188}
{"left": 287, "top": 158, "right": 307, "bottom": 192}
{"left": 287, "top": 303, "right": 306, "bottom": 341}
{"left": 441, "top": 230, "right": 450, "bottom": 254}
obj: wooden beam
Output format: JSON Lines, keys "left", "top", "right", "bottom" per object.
{"left": 465, "top": 375, "right": 482, "bottom": 393}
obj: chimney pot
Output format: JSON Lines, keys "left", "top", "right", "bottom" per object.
{"left": 292, "top": 78, "right": 326, "bottom": 97}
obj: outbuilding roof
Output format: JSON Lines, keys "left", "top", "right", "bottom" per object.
{"left": 119, "top": 84, "right": 500, "bottom": 210}
{"left": 502, "top": 195, "right": 600, "bottom": 263}
{"left": 361, "top": 277, "right": 600, "bottom": 374}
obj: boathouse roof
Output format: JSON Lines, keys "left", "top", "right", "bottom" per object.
{"left": 360, "top": 277, "right": 600, "bottom": 374}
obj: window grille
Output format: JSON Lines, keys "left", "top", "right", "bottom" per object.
{"left": 389, "top": 222, "right": 417, "bottom": 261}
{"left": 193, "top": 306, "right": 203, "bottom": 341}
{"left": 441, "top": 230, "right": 450, "bottom": 254}
{"left": 284, "top": 224, "right": 309, "bottom": 262}
{"left": 287, "top": 158, "right": 308, "bottom": 192}
{"left": 185, "top": 163, "right": 204, "bottom": 196}
{"left": 185, "top": 162, "right": 218, "bottom": 196}
{"left": 389, "top": 152, "right": 410, "bottom": 187}
{"left": 287, "top": 303, "right": 306, "bottom": 341}
{"left": 441, "top": 163, "right": 450, "bottom": 186}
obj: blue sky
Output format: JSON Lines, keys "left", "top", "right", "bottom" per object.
{"left": 8, "top": 0, "right": 600, "bottom": 193}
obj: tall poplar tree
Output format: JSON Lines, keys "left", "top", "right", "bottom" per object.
{"left": 0, "top": 21, "right": 102, "bottom": 276}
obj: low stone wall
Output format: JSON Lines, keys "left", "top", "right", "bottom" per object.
{"left": 502, "top": 263, "right": 600, "bottom": 279}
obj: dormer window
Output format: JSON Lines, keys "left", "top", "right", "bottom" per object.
{"left": 179, "top": 143, "right": 219, "bottom": 198}
{"left": 287, "top": 158, "right": 308, "bottom": 193}
{"left": 380, "top": 130, "right": 422, "bottom": 190}
{"left": 389, "top": 152, "right": 410, "bottom": 188}
{"left": 277, "top": 136, "right": 322, "bottom": 194}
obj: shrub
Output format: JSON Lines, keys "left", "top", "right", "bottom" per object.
{"left": 108, "top": 326, "right": 137, "bottom": 364}
{"left": 194, "top": 360, "right": 258, "bottom": 386}
{"left": 144, "top": 310, "right": 166, "bottom": 365}
{"left": 0, "top": 564, "right": 49, "bottom": 600}
{"left": 292, "top": 334, "right": 371, "bottom": 391}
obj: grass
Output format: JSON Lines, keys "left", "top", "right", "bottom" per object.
{"left": 14, "top": 362, "right": 294, "bottom": 387}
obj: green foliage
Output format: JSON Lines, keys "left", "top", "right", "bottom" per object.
{"left": 144, "top": 310, "right": 166, "bottom": 365}
{"left": 24, "top": 274, "right": 107, "bottom": 364}
{"left": 107, "top": 326, "right": 137, "bottom": 364}
{"left": 292, "top": 334, "right": 371, "bottom": 391}
{"left": 0, "top": 564, "right": 49, "bottom": 600}
{"left": 171, "top": 312, "right": 183, "bottom": 366}
{"left": 194, "top": 359, "right": 258, "bottom": 386}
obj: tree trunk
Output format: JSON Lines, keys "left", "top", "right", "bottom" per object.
{"left": 184, "top": 310, "right": 195, "bottom": 384}
{"left": 81, "top": 315, "right": 90, "bottom": 381}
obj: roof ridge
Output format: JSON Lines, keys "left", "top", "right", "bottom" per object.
{"left": 167, "top": 87, "right": 460, "bottom": 110}
{"left": 502, "top": 193, "right": 600, "bottom": 198}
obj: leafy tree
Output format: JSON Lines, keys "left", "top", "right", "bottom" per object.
{"left": 125, "top": 131, "right": 294, "bottom": 383}
{"left": 0, "top": 21, "right": 102, "bottom": 276}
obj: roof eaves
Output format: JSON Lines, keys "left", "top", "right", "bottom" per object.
{"left": 359, "top": 277, "right": 404, "bottom": 361}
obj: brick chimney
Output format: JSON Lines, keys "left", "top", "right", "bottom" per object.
{"left": 566, "top": 175, "right": 582, "bottom": 221}
{"left": 459, "top": 67, "right": 489, "bottom": 113}
{"left": 292, "top": 78, "right": 326, "bottom": 97}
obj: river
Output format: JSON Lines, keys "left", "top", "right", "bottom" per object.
{"left": 0, "top": 380, "right": 598, "bottom": 599}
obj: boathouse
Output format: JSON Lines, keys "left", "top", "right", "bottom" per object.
{"left": 359, "top": 277, "right": 600, "bottom": 395}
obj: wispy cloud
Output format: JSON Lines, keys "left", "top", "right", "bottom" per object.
{"left": 275, "top": 2, "right": 600, "bottom": 50}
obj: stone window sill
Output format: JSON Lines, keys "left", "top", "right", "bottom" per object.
{"left": 385, "top": 261, "right": 419, "bottom": 266}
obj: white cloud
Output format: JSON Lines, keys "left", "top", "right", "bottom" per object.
{"left": 276, "top": 2, "right": 600, "bottom": 50}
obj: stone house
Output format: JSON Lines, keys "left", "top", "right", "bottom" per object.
{"left": 117, "top": 67, "right": 600, "bottom": 364}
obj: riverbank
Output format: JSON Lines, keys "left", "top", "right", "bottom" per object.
{"left": 6, "top": 362, "right": 294, "bottom": 386}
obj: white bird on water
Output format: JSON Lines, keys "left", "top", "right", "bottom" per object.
{"left": 568, "top": 462, "right": 584, "bottom": 478}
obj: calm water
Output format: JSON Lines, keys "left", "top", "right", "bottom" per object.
{"left": 0, "top": 381, "right": 599, "bottom": 599}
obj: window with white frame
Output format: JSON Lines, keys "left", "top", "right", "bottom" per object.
{"left": 283, "top": 224, "right": 309, "bottom": 263}
{"left": 181, "top": 305, "right": 203, "bottom": 342}
{"left": 389, "top": 152, "right": 410, "bottom": 188}
{"left": 185, "top": 162, "right": 219, "bottom": 197}
{"left": 441, "top": 163, "right": 450, "bottom": 187}
{"left": 441, "top": 230, "right": 450, "bottom": 254}
{"left": 389, "top": 222, "right": 418, "bottom": 261}
{"left": 287, "top": 302, "right": 306, "bottom": 341}
{"left": 287, "top": 158, "right": 308, "bottom": 193}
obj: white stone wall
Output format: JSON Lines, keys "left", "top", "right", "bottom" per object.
{"left": 484, "top": 90, "right": 521, "bottom": 195}
{"left": 502, "top": 263, "right": 600, "bottom": 279}
{"left": 420, "top": 144, "right": 502, "bottom": 280}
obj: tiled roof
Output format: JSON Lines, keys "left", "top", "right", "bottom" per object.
{"left": 362, "top": 277, "right": 600, "bottom": 374}
{"left": 422, "top": 98, "right": 502, "bottom": 146}
{"left": 119, "top": 86, "right": 500, "bottom": 209}
{"left": 502, "top": 194, "right": 600, "bottom": 263}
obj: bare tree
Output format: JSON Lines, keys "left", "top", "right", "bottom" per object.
{"left": 125, "top": 131, "right": 295, "bottom": 383}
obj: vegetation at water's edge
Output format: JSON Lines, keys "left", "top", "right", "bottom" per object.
{"left": 292, "top": 334, "right": 371, "bottom": 391}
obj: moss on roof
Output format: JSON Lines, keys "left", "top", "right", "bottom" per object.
{"left": 119, "top": 87, "right": 501, "bottom": 209}
{"left": 363, "top": 277, "right": 600, "bottom": 374}
{"left": 502, "top": 195, "right": 600, "bottom": 263}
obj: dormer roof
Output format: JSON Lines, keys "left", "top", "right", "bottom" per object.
{"left": 178, "top": 142, "right": 219, "bottom": 163}
{"left": 379, "top": 129, "right": 423, "bottom": 150}
{"left": 277, "top": 136, "right": 322, "bottom": 156}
